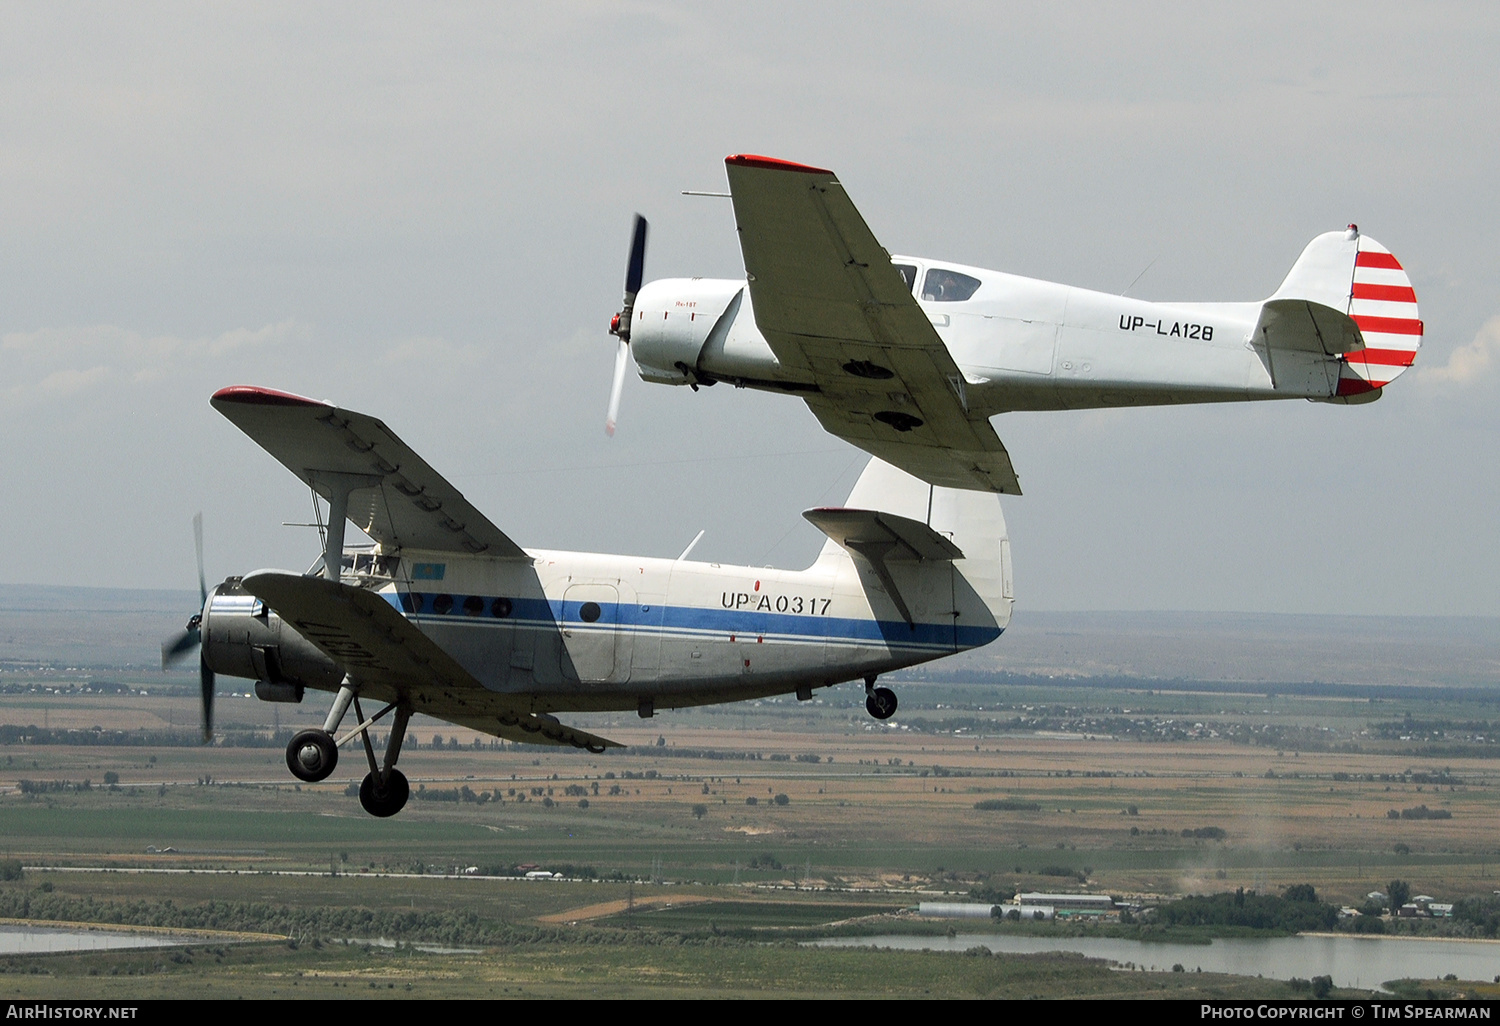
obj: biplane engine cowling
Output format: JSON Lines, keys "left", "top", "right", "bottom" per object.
{"left": 200, "top": 577, "right": 343, "bottom": 696}
{"left": 630, "top": 277, "right": 783, "bottom": 386}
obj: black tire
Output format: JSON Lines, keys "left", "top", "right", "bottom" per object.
{"left": 285, "top": 729, "right": 338, "bottom": 782}
{"left": 866, "top": 687, "right": 898, "bottom": 720}
{"left": 359, "top": 768, "right": 410, "bottom": 818}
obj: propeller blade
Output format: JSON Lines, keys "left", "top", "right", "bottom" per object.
{"left": 606, "top": 338, "right": 629, "bottom": 437}
{"left": 610, "top": 215, "right": 649, "bottom": 343}
{"left": 193, "top": 512, "right": 206, "bottom": 606}
{"left": 200, "top": 656, "right": 215, "bottom": 743}
{"left": 624, "top": 213, "right": 648, "bottom": 303}
{"left": 161, "top": 627, "right": 200, "bottom": 669}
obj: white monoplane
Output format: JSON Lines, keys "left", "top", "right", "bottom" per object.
{"left": 162, "top": 385, "right": 1012, "bottom": 817}
{"left": 605, "top": 155, "right": 1422, "bottom": 494}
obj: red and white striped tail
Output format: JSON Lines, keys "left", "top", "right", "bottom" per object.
{"left": 1340, "top": 234, "right": 1422, "bottom": 396}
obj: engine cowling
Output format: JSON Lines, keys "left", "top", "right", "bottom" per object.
{"left": 630, "top": 278, "right": 794, "bottom": 387}
{"left": 200, "top": 577, "right": 343, "bottom": 696}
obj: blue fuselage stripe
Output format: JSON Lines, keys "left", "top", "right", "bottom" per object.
{"left": 385, "top": 591, "right": 1001, "bottom": 650}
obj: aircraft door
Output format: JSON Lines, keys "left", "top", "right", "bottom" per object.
{"left": 561, "top": 583, "right": 634, "bottom": 684}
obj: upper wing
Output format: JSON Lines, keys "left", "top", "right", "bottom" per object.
{"left": 241, "top": 570, "right": 620, "bottom": 751}
{"left": 725, "top": 154, "right": 1021, "bottom": 495}
{"left": 212, "top": 386, "right": 526, "bottom": 557}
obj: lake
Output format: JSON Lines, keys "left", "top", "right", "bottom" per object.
{"left": 810, "top": 931, "right": 1500, "bottom": 990}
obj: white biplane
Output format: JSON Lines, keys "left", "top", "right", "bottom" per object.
{"left": 606, "top": 155, "right": 1423, "bottom": 493}
{"left": 162, "top": 386, "right": 1012, "bottom": 817}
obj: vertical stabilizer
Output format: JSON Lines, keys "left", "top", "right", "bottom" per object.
{"left": 816, "top": 458, "right": 1012, "bottom": 630}
{"left": 1270, "top": 228, "right": 1423, "bottom": 399}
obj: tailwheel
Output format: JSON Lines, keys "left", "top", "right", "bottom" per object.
{"left": 359, "top": 768, "right": 409, "bottom": 818}
{"left": 285, "top": 728, "right": 338, "bottom": 782}
{"left": 865, "top": 686, "right": 898, "bottom": 720}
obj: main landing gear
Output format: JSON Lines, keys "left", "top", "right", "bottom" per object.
{"left": 864, "top": 675, "right": 898, "bottom": 720}
{"left": 283, "top": 683, "right": 413, "bottom": 818}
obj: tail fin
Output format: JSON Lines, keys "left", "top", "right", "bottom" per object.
{"left": 815, "top": 458, "right": 1013, "bottom": 629}
{"left": 1271, "top": 227, "right": 1423, "bottom": 399}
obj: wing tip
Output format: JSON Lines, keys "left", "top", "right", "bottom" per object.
{"left": 725, "top": 153, "right": 833, "bottom": 175}
{"left": 211, "top": 384, "right": 329, "bottom": 409}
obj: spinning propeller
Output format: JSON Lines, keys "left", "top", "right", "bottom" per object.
{"left": 605, "top": 213, "right": 648, "bottom": 436}
{"left": 159, "top": 512, "right": 215, "bottom": 742}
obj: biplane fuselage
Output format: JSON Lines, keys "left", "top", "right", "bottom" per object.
{"left": 186, "top": 385, "right": 1010, "bottom": 807}
{"left": 204, "top": 535, "right": 1008, "bottom": 725}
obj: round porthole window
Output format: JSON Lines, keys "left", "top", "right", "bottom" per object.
{"left": 491, "top": 597, "right": 513, "bottom": 618}
{"left": 579, "top": 601, "right": 601, "bottom": 623}
{"left": 432, "top": 594, "right": 454, "bottom": 615}
{"left": 462, "top": 595, "right": 484, "bottom": 616}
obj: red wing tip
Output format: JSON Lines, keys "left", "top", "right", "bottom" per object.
{"left": 211, "top": 385, "right": 327, "bottom": 408}
{"left": 725, "top": 154, "right": 834, "bottom": 175}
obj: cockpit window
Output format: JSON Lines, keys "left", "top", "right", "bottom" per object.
{"left": 893, "top": 263, "right": 918, "bottom": 292}
{"left": 922, "top": 268, "right": 981, "bottom": 302}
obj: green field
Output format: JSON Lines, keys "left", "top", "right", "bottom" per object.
{"left": 5, "top": 671, "right": 1500, "bottom": 997}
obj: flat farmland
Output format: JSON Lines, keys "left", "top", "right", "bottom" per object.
{"left": 5, "top": 655, "right": 1500, "bottom": 997}
{"left": 3, "top": 681, "right": 1498, "bottom": 910}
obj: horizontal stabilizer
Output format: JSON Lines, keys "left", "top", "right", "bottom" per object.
{"left": 1254, "top": 299, "right": 1364, "bottom": 357}
{"left": 803, "top": 506, "right": 963, "bottom": 626}
{"left": 803, "top": 507, "right": 965, "bottom": 562}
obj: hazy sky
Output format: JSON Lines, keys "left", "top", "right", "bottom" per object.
{"left": 2, "top": 3, "right": 1496, "bottom": 616}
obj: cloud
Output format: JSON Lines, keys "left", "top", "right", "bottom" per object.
{"left": 0, "top": 320, "right": 309, "bottom": 406}
{"left": 1418, "top": 315, "right": 1500, "bottom": 386}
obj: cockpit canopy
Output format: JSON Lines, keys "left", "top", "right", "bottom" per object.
{"left": 892, "top": 262, "right": 983, "bottom": 302}
{"left": 921, "top": 268, "right": 982, "bottom": 302}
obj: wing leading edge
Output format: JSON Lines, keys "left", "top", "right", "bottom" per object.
{"left": 724, "top": 155, "right": 1021, "bottom": 495}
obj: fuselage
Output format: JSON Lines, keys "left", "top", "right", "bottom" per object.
{"left": 629, "top": 259, "right": 1347, "bottom": 412}
{"left": 203, "top": 541, "right": 1007, "bottom": 715}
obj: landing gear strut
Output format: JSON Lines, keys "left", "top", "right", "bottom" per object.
{"left": 352, "top": 695, "right": 411, "bottom": 818}
{"left": 285, "top": 682, "right": 413, "bottom": 817}
{"left": 864, "top": 675, "right": 897, "bottom": 720}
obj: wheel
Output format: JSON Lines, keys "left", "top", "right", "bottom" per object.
{"left": 285, "top": 729, "right": 338, "bottom": 782}
{"left": 359, "top": 768, "right": 410, "bottom": 818}
{"left": 865, "top": 687, "right": 898, "bottom": 720}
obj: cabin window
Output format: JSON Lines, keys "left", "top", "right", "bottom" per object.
{"left": 922, "top": 268, "right": 981, "bottom": 302}
{"left": 432, "top": 594, "right": 454, "bottom": 615}
{"left": 893, "top": 263, "right": 918, "bottom": 292}
{"left": 579, "top": 601, "right": 602, "bottom": 623}
{"left": 462, "top": 595, "right": 484, "bottom": 616}
{"left": 491, "top": 597, "right": 513, "bottom": 618}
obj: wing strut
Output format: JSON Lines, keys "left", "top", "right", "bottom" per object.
{"left": 311, "top": 471, "right": 382, "bottom": 581}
